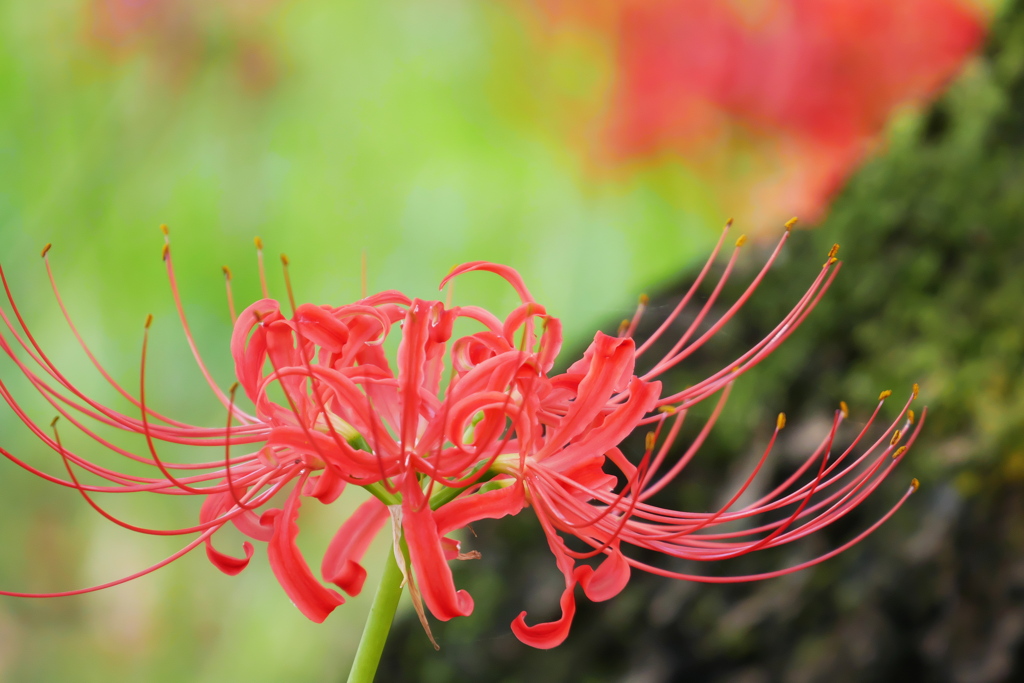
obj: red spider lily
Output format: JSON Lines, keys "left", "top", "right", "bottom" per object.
{"left": 0, "top": 223, "right": 921, "bottom": 649}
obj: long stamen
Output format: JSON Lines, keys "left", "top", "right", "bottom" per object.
{"left": 281, "top": 254, "right": 297, "bottom": 314}
{"left": 222, "top": 266, "right": 237, "bottom": 323}
{"left": 161, "top": 226, "right": 250, "bottom": 419}
{"left": 139, "top": 314, "right": 212, "bottom": 494}
{"left": 224, "top": 382, "right": 261, "bottom": 511}
{"left": 254, "top": 237, "right": 269, "bottom": 298}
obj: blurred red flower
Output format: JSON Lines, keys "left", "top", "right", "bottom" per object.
{"left": 518, "top": 0, "right": 984, "bottom": 226}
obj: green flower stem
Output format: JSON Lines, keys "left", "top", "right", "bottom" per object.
{"left": 346, "top": 547, "right": 405, "bottom": 683}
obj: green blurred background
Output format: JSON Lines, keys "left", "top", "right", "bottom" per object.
{"left": 0, "top": 0, "right": 1016, "bottom": 681}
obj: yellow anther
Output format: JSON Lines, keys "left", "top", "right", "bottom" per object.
{"left": 645, "top": 432, "right": 657, "bottom": 451}
{"left": 254, "top": 236, "right": 263, "bottom": 250}
{"left": 878, "top": 389, "right": 892, "bottom": 401}
{"left": 784, "top": 217, "right": 798, "bottom": 230}
{"left": 50, "top": 415, "right": 60, "bottom": 427}
{"left": 911, "top": 477, "right": 920, "bottom": 492}
{"left": 161, "top": 244, "right": 169, "bottom": 261}
{"left": 222, "top": 265, "right": 232, "bottom": 280}
{"left": 776, "top": 412, "right": 786, "bottom": 430}
{"left": 735, "top": 234, "right": 748, "bottom": 247}
{"left": 638, "top": 293, "right": 650, "bottom": 306}
{"left": 281, "top": 253, "right": 290, "bottom": 266}
{"left": 912, "top": 383, "right": 920, "bottom": 399}
{"left": 658, "top": 405, "right": 676, "bottom": 414}
{"left": 890, "top": 429, "right": 902, "bottom": 446}
{"left": 892, "top": 446, "right": 907, "bottom": 459}
{"left": 618, "top": 319, "right": 630, "bottom": 334}
{"left": 827, "top": 243, "right": 840, "bottom": 259}
{"left": 41, "top": 243, "right": 52, "bottom": 258}
{"left": 839, "top": 401, "right": 850, "bottom": 419}
{"left": 159, "top": 224, "right": 169, "bottom": 236}
{"left": 731, "top": 365, "right": 740, "bottom": 373}
{"left": 145, "top": 313, "right": 154, "bottom": 329}
{"left": 725, "top": 218, "right": 734, "bottom": 228}
{"left": 907, "top": 409, "right": 915, "bottom": 425}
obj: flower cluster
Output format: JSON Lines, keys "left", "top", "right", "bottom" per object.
{"left": 0, "top": 223, "right": 921, "bottom": 648}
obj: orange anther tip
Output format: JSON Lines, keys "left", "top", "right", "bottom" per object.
{"left": 731, "top": 366, "right": 740, "bottom": 373}
{"left": 658, "top": 405, "right": 676, "bottom": 414}
{"left": 725, "top": 218, "right": 734, "bottom": 227}
{"left": 908, "top": 409, "right": 916, "bottom": 425}
{"left": 161, "top": 244, "right": 169, "bottom": 261}
{"left": 229, "top": 381, "right": 240, "bottom": 393}
{"left": 638, "top": 294, "right": 649, "bottom": 306}
{"left": 50, "top": 416, "right": 60, "bottom": 427}
{"left": 827, "top": 243, "right": 840, "bottom": 258}
{"left": 826, "top": 257, "right": 838, "bottom": 266}
{"left": 254, "top": 236, "right": 263, "bottom": 250}
{"left": 281, "top": 253, "right": 290, "bottom": 266}
{"left": 784, "top": 217, "right": 798, "bottom": 230}
{"left": 41, "top": 243, "right": 52, "bottom": 258}
{"left": 890, "top": 429, "right": 902, "bottom": 446}
{"left": 776, "top": 412, "right": 786, "bottom": 430}
{"left": 735, "top": 234, "right": 748, "bottom": 247}
{"left": 893, "top": 446, "right": 907, "bottom": 459}
{"left": 645, "top": 432, "right": 657, "bottom": 451}
{"left": 912, "top": 383, "right": 920, "bottom": 399}
{"left": 159, "top": 224, "right": 169, "bottom": 235}
{"left": 878, "top": 390, "right": 892, "bottom": 401}
{"left": 222, "top": 265, "right": 232, "bottom": 279}
{"left": 144, "top": 313, "right": 154, "bottom": 329}
{"left": 911, "top": 477, "right": 920, "bottom": 491}
{"left": 839, "top": 400, "right": 850, "bottom": 418}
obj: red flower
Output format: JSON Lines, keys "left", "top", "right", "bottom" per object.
{"left": 0, "top": 224, "right": 920, "bottom": 648}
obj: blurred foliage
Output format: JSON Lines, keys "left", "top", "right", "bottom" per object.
{"left": 379, "top": 2, "right": 1024, "bottom": 682}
